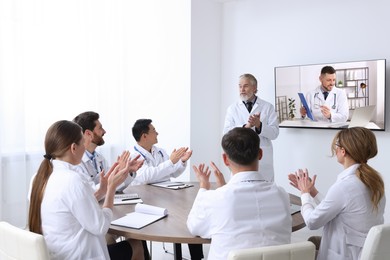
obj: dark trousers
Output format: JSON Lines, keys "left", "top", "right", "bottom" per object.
{"left": 107, "top": 240, "right": 133, "bottom": 260}
{"left": 188, "top": 244, "right": 204, "bottom": 260}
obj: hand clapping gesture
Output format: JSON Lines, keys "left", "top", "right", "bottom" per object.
{"left": 192, "top": 163, "right": 211, "bottom": 190}
{"left": 193, "top": 162, "right": 227, "bottom": 190}
{"left": 288, "top": 168, "right": 318, "bottom": 196}
{"left": 170, "top": 147, "right": 190, "bottom": 164}
{"left": 210, "top": 161, "right": 226, "bottom": 188}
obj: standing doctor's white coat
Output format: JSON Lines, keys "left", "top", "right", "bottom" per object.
{"left": 223, "top": 97, "right": 279, "bottom": 182}
{"left": 305, "top": 86, "right": 349, "bottom": 122}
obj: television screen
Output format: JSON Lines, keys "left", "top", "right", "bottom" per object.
{"left": 275, "top": 59, "right": 386, "bottom": 130}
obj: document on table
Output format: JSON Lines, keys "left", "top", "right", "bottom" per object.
{"left": 149, "top": 181, "right": 194, "bottom": 190}
{"left": 111, "top": 204, "right": 168, "bottom": 229}
{"left": 114, "top": 193, "right": 143, "bottom": 205}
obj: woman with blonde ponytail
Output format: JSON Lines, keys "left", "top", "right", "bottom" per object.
{"left": 28, "top": 120, "right": 144, "bottom": 260}
{"left": 288, "top": 127, "right": 385, "bottom": 260}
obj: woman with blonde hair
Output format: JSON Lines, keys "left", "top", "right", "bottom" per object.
{"left": 29, "top": 120, "right": 144, "bottom": 259}
{"left": 288, "top": 127, "right": 385, "bottom": 260}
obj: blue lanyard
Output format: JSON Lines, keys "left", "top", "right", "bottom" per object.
{"left": 134, "top": 146, "right": 164, "bottom": 159}
{"left": 86, "top": 151, "right": 100, "bottom": 174}
{"left": 134, "top": 146, "right": 146, "bottom": 159}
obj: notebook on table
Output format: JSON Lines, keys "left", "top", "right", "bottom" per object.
{"left": 111, "top": 204, "right": 168, "bottom": 229}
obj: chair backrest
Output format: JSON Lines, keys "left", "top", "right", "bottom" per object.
{"left": 0, "top": 221, "right": 50, "bottom": 260}
{"left": 361, "top": 223, "right": 390, "bottom": 260}
{"left": 227, "top": 241, "right": 316, "bottom": 260}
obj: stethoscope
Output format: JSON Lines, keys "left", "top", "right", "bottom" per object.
{"left": 314, "top": 92, "right": 336, "bottom": 109}
{"left": 134, "top": 146, "right": 164, "bottom": 162}
{"left": 86, "top": 152, "right": 103, "bottom": 177}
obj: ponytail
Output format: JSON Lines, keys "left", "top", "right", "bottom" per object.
{"left": 356, "top": 163, "right": 384, "bottom": 212}
{"left": 28, "top": 158, "right": 53, "bottom": 234}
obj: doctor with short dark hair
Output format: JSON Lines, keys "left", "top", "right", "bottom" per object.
{"left": 300, "top": 66, "right": 349, "bottom": 122}
{"left": 187, "top": 127, "right": 291, "bottom": 260}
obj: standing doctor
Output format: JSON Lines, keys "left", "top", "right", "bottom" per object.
{"left": 300, "top": 66, "right": 349, "bottom": 122}
{"left": 223, "top": 73, "right": 279, "bottom": 182}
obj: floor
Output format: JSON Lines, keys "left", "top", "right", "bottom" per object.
{"left": 147, "top": 227, "right": 322, "bottom": 259}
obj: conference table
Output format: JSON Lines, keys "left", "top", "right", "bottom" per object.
{"left": 109, "top": 182, "right": 305, "bottom": 260}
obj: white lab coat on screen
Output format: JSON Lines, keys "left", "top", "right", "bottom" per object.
{"left": 223, "top": 97, "right": 279, "bottom": 182}
{"left": 129, "top": 144, "right": 187, "bottom": 186}
{"left": 187, "top": 171, "right": 292, "bottom": 260}
{"left": 41, "top": 160, "right": 112, "bottom": 260}
{"left": 301, "top": 164, "right": 385, "bottom": 260}
{"left": 305, "top": 86, "right": 349, "bottom": 122}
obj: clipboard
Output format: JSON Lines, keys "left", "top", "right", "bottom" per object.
{"left": 298, "top": 93, "right": 315, "bottom": 121}
{"left": 149, "top": 181, "right": 194, "bottom": 190}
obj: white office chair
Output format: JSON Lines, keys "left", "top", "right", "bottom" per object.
{"left": 0, "top": 221, "right": 50, "bottom": 260}
{"left": 227, "top": 241, "right": 315, "bottom": 260}
{"left": 360, "top": 223, "right": 390, "bottom": 260}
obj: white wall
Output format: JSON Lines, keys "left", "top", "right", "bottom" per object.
{"left": 217, "top": 0, "right": 390, "bottom": 222}
{"left": 0, "top": 0, "right": 191, "bottom": 226}
{"left": 190, "top": 0, "right": 223, "bottom": 181}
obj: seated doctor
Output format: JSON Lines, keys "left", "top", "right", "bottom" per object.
{"left": 300, "top": 66, "right": 349, "bottom": 122}
{"left": 124, "top": 119, "right": 204, "bottom": 260}
{"left": 126, "top": 118, "right": 192, "bottom": 186}
{"left": 187, "top": 127, "right": 291, "bottom": 260}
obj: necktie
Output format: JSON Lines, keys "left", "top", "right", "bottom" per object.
{"left": 245, "top": 101, "right": 253, "bottom": 112}
{"left": 323, "top": 92, "right": 329, "bottom": 100}
{"left": 91, "top": 153, "right": 98, "bottom": 173}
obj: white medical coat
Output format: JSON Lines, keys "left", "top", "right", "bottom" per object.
{"left": 41, "top": 160, "right": 112, "bottom": 260}
{"left": 305, "top": 86, "right": 349, "bottom": 122}
{"left": 301, "top": 164, "right": 385, "bottom": 260}
{"left": 128, "top": 144, "right": 186, "bottom": 186}
{"left": 187, "top": 171, "right": 292, "bottom": 260}
{"left": 223, "top": 97, "right": 279, "bottom": 182}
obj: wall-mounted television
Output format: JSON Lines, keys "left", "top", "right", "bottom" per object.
{"left": 275, "top": 59, "right": 386, "bottom": 130}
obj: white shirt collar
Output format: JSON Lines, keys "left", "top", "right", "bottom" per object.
{"left": 337, "top": 163, "right": 360, "bottom": 181}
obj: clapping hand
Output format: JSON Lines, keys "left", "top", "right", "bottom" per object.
{"left": 192, "top": 163, "right": 211, "bottom": 190}
{"left": 170, "top": 147, "right": 189, "bottom": 164}
{"left": 116, "top": 151, "right": 143, "bottom": 175}
{"left": 210, "top": 161, "right": 226, "bottom": 187}
{"left": 248, "top": 112, "right": 261, "bottom": 128}
{"left": 293, "top": 169, "right": 317, "bottom": 195}
{"left": 181, "top": 149, "right": 193, "bottom": 163}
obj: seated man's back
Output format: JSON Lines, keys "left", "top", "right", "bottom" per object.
{"left": 187, "top": 171, "right": 291, "bottom": 260}
{"left": 187, "top": 127, "right": 292, "bottom": 260}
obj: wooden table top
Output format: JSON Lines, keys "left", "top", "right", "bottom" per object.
{"left": 109, "top": 182, "right": 305, "bottom": 244}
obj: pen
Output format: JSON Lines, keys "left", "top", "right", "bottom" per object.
{"left": 167, "top": 184, "right": 185, "bottom": 187}
{"left": 122, "top": 198, "right": 141, "bottom": 201}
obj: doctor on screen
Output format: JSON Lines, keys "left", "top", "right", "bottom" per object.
{"left": 300, "top": 66, "right": 349, "bottom": 122}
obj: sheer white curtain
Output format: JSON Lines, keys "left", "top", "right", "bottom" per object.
{"left": 0, "top": 0, "right": 190, "bottom": 227}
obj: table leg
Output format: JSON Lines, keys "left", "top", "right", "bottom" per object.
{"left": 173, "top": 243, "right": 182, "bottom": 260}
